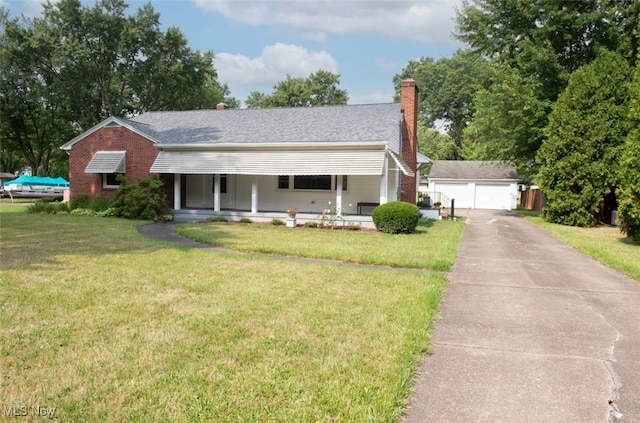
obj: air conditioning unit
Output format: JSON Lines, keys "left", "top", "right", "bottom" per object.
{"left": 611, "top": 210, "right": 619, "bottom": 226}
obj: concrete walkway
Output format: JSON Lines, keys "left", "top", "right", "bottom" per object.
{"left": 402, "top": 210, "right": 640, "bottom": 423}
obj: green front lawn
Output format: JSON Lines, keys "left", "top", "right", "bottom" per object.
{"left": 177, "top": 219, "right": 465, "bottom": 271}
{"left": 0, "top": 209, "right": 461, "bottom": 422}
{"left": 517, "top": 210, "right": 640, "bottom": 282}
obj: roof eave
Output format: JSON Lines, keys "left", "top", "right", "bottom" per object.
{"left": 155, "top": 140, "right": 389, "bottom": 150}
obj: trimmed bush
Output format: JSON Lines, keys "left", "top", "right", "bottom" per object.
{"left": 271, "top": 218, "right": 285, "bottom": 226}
{"left": 240, "top": 217, "right": 253, "bottom": 223}
{"left": 304, "top": 221, "right": 319, "bottom": 228}
{"left": 372, "top": 201, "right": 421, "bottom": 234}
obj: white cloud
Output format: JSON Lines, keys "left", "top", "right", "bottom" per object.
{"left": 216, "top": 43, "right": 339, "bottom": 102}
{"left": 348, "top": 87, "right": 394, "bottom": 105}
{"left": 194, "top": 0, "right": 460, "bottom": 45}
{"left": 374, "top": 58, "right": 396, "bottom": 69}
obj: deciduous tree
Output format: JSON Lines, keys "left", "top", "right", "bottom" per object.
{"left": 393, "top": 50, "right": 491, "bottom": 155}
{"left": 0, "top": 0, "right": 235, "bottom": 175}
{"left": 245, "top": 70, "right": 348, "bottom": 108}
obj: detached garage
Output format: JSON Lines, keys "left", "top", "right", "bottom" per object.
{"left": 427, "top": 161, "right": 519, "bottom": 210}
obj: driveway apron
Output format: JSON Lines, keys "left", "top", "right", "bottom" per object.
{"left": 403, "top": 209, "right": 640, "bottom": 423}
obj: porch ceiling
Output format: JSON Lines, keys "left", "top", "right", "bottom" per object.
{"left": 150, "top": 150, "right": 387, "bottom": 175}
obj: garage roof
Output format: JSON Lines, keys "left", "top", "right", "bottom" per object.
{"left": 428, "top": 160, "right": 518, "bottom": 180}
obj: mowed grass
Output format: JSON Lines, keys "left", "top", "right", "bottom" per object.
{"left": 517, "top": 210, "right": 640, "bottom": 282}
{"left": 0, "top": 208, "right": 457, "bottom": 422}
{"left": 177, "top": 219, "right": 465, "bottom": 271}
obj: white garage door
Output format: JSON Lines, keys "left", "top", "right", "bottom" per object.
{"left": 475, "top": 184, "right": 513, "bottom": 210}
{"left": 436, "top": 183, "right": 473, "bottom": 208}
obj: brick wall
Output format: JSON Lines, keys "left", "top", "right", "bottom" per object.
{"left": 400, "top": 79, "right": 418, "bottom": 204}
{"left": 68, "top": 126, "right": 160, "bottom": 201}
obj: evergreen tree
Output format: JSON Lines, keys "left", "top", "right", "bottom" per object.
{"left": 617, "top": 59, "right": 640, "bottom": 242}
{"left": 537, "top": 51, "right": 632, "bottom": 226}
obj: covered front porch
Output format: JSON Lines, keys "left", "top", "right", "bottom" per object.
{"left": 153, "top": 148, "right": 413, "bottom": 224}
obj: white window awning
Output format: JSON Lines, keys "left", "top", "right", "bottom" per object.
{"left": 387, "top": 150, "right": 415, "bottom": 177}
{"left": 150, "top": 150, "right": 387, "bottom": 175}
{"left": 85, "top": 151, "right": 126, "bottom": 173}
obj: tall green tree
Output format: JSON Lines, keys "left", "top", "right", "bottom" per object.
{"left": 418, "top": 124, "right": 458, "bottom": 160}
{"left": 456, "top": 0, "right": 637, "bottom": 102}
{"left": 245, "top": 70, "right": 348, "bottom": 108}
{"left": 617, "top": 59, "right": 640, "bottom": 242}
{"left": 0, "top": 0, "right": 235, "bottom": 175}
{"left": 536, "top": 51, "right": 632, "bottom": 227}
{"left": 393, "top": 50, "right": 491, "bottom": 155}
{"left": 0, "top": 10, "right": 74, "bottom": 175}
{"left": 462, "top": 64, "right": 551, "bottom": 176}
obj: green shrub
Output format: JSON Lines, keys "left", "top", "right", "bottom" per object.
{"left": 89, "top": 194, "right": 110, "bottom": 212}
{"left": 70, "top": 208, "right": 96, "bottom": 216}
{"left": 271, "top": 218, "right": 285, "bottom": 226}
{"left": 347, "top": 223, "right": 361, "bottom": 231}
{"left": 110, "top": 176, "right": 169, "bottom": 221}
{"left": 96, "top": 207, "right": 119, "bottom": 217}
{"left": 209, "top": 215, "right": 228, "bottom": 223}
{"left": 304, "top": 221, "right": 319, "bottom": 228}
{"left": 70, "top": 194, "right": 91, "bottom": 210}
{"left": 239, "top": 217, "right": 253, "bottom": 223}
{"left": 372, "top": 201, "right": 421, "bottom": 234}
{"left": 27, "top": 199, "right": 58, "bottom": 214}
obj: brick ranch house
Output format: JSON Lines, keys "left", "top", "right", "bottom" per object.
{"left": 61, "top": 79, "right": 420, "bottom": 221}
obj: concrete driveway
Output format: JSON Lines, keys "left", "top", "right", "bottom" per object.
{"left": 403, "top": 209, "right": 640, "bottom": 423}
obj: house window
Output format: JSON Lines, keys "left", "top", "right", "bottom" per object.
{"left": 277, "top": 175, "right": 290, "bottom": 189}
{"left": 103, "top": 173, "right": 123, "bottom": 188}
{"left": 294, "top": 175, "right": 332, "bottom": 190}
{"left": 335, "top": 175, "right": 348, "bottom": 191}
{"left": 212, "top": 175, "right": 228, "bottom": 194}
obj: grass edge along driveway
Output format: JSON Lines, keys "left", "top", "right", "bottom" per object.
{"left": 1, "top": 210, "right": 464, "bottom": 422}
{"left": 516, "top": 210, "right": 640, "bottom": 282}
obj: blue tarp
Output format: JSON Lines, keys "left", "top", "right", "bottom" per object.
{"left": 4, "top": 175, "right": 69, "bottom": 187}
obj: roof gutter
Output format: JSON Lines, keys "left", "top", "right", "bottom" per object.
{"left": 154, "top": 141, "right": 389, "bottom": 151}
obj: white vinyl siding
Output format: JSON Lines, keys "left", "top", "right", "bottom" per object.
{"left": 182, "top": 174, "right": 382, "bottom": 214}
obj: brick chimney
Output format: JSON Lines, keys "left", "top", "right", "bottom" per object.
{"left": 400, "top": 78, "right": 418, "bottom": 204}
{"left": 216, "top": 103, "right": 229, "bottom": 110}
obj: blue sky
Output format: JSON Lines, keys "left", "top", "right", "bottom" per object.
{"left": 4, "top": 0, "right": 465, "bottom": 106}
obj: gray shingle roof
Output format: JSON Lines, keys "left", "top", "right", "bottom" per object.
{"left": 428, "top": 160, "right": 519, "bottom": 180}
{"left": 125, "top": 103, "right": 402, "bottom": 145}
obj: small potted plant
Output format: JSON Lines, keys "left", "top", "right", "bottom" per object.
{"left": 286, "top": 208, "right": 298, "bottom": 227}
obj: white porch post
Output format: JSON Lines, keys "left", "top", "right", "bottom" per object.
{"left": 174, "top": 174, "right": 181, "bottom": 210}
{"left": 213, "top": 174, "right": 221, "bottom": 212}
{"left": 379, "top": 157, "right": 388, "bottom": 204}
{"left": 336, "top": 175, "right": 343, "bottom": 215}
{"left": 251, "top": 178, "right": 258, "bottom": 213}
